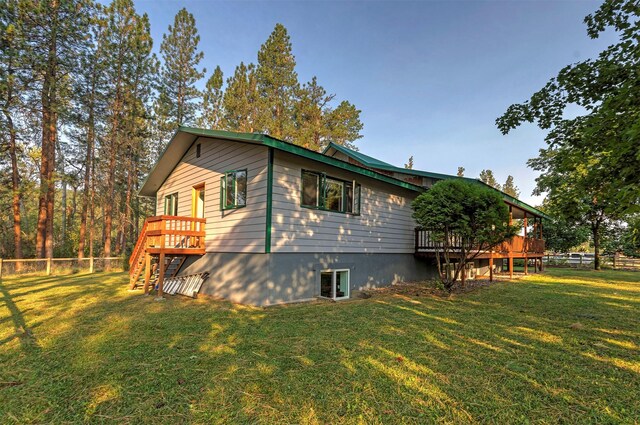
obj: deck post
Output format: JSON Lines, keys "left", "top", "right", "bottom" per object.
{"left": 489, "top": 256, "right": 493, "bottom": 282}
{"left": 523, "top": 214, "right": 528, "bottom": 275}
{"left": 143, "top": 253, "right": 152, "bottom": 294}
{"left": 157, "top": 252, "right": 166, "bottom": 299}
{"left": 509, "top": 256, "right": 513, "bottom": 279}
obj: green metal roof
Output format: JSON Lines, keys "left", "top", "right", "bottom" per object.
{"left": 140, "top": 127, "right": 549, "bottom": 219}
{"left": 138, "top": 127, "right": 425, "bottom": 196}
{"left": 323, "top": 143, "right": 395, "bottom": 168}
{"left": 323, "top": 142, "right": 551, "bottom": 219}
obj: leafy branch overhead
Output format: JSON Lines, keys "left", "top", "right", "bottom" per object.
{"left": 496, "top": 0, "right": 640, "bottom": 269}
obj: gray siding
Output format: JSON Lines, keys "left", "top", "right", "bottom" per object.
{"left": 182, "top": 252, "right": 437, "bottom": 306}
{"left": 156, "top": 137, "right": 268, "bottom": 253}
{"left": 270, "top": 151, "right": 418, "bottom": 254}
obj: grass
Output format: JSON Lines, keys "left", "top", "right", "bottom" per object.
{"left": 0, "top": 269, "right": 639, "bottom": 424}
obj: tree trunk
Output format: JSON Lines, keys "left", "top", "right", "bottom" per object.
{"left": 36, "top": 94, "right": 51, "bottom": 258}
{"left": 37, "top": 14, "right": 58, "bottom": 259}
{"left": 6, "top": 113, "right": 22, "bottom": 262}
{"left": 593, "top": 221, "right": 601, "bottom": 271}
{"left": 103, "top": 145, "right": 116, "bottom": 256}
{"left": 78, "top": 90, "right": 95, "bottom": 258}
{"left": 45, "top": 109, "right": 56, "bottom": 259}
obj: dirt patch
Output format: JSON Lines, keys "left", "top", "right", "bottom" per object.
{"left": 363, "top": 278, "right": 505, "bottom": 299}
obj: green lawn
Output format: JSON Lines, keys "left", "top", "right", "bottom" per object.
{"left": 1, "top": 269, "right": 638, "bottom": 424}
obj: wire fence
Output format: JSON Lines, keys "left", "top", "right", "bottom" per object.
{"left": 0, "top": 257, "right": 125, "bottom": 278}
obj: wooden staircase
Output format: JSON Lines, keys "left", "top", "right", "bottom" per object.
{"left": 128, "top": 215, "right": 206, "bottom": 296}
{"left": 130, "top": 256, "right": 187, "bottom": 290}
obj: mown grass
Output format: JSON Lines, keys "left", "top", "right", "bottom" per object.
{"left": 0, "top": 269, "right": 638, "bottom": 424}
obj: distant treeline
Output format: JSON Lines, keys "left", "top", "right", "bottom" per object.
{"left": 0, "top": 0, "right": 364, "bottom": 259}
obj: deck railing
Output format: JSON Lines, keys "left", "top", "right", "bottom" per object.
{"left": 128, "top": 216, "right": 206, "bottom": 282}
{"left": 415, "top": 229, "right": 544, "bottom": 255}
{"left": 144, "top": 215, "right": 206, "bottom": 251}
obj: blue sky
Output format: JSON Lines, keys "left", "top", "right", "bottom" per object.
{"left": 135, "top": 0, "right": 616, "bottom": 205}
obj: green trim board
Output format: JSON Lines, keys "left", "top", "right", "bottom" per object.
{"left": 323, "top": 141, "right": 550, "bottom": 220}
{"left": 323, "top": 143, "right": 395, "bottom": 168}
{"left": 265, "top": 148, "right": 274, "bottom": 254}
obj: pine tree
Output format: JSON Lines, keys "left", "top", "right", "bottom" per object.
{"left": 17, "top": 0, "right": 92, "bottom": 258}
{"left": 502, "top": 175, "right": 520, "bottom": 198}
{"left": 74, "top": 7, "right": 108, "bottom": 258}
{"left": 198, "top": 65, "right": 223, "bottom": 129}
{"left": 100, "top": 0, "right": 155, "bottom": 256}
{"left": 323, "top": 100, "right": 363, "bottom": 151}
{"left": 293, "top": 77, "right": 332, "bottom": 150}
{"left": 0, "top": 0, "right": 25, "bottom": 260}
{"left": 256, "top": 23, "right": 298, "bottom": 140}
{"left": 155, "top": 7, "right": 205, "bottom": 142}
{"left": 223, "top": 62, "right": 259, "bottom": 133}
{"left": 479, "top": 169, "right": 500, "bottom": 189}
{"left": 404, "top": 156, "right": 414, "bottom": 169}
{"left": 457, "top": 166, "right": 465, "bottom": 177}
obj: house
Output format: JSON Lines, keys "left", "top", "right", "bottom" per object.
{"left": 131, "top": 127, "right": 547, "bottom": 306}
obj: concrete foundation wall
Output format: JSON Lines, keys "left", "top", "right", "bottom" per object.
{"left": 181, "top": 252, "right": 437, "bottom": 306}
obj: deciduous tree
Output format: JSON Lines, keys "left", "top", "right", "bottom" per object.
{"left": 412, "top": 180, "right": 518, "bottom": 291}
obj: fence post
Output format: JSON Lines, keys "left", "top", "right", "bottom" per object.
{"left": 0, "top": 258, "right": 3, "bottom": 281}
{"left": 579, "top": 255, "right": 583, "bottom": 268}
{"left": 46, "top": 257, "right": 52, "bottom": 275}
{"left": 89, "top": 257, "right": 94, "bottom": 274}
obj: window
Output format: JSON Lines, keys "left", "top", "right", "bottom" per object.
{"left": 301, "top": 170, "right": 361, "bottom": 214}
{"left": 220, "top": 169, "right": 247, "bottom": 210}
{"left": 196, "top": 143, "right": 201, "bottom": 158}
{"left": 320, "top": 269, "right": 350, "bottom": 300}
{"left": 164, "top": 192, "right": 178, "bottom": 215}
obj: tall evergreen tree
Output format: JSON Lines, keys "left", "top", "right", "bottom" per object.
{"left": 256, "top": 23, "right": 298, "bottom": 140}
{"left": 404, "top": 156, "right": 414, "bottom": 169}
{"left": 479, "top": 169, "right": 500, "bottom": 190}
{"left": 17, "top": 0, "right": 92, "bottom": 258}
{"left": 73, "top": 6, "right": 107, "bottom": 258}
{"left": 323, "top": 100, "right": 363, "bottom": 151}
{"left": 0, "top": 0, "right": 26, "bottom": 260}
{"left": 155, "top": 7, "right": 205, "bottom": 142}
{"left": 100, "top": 0, "right": 154, "bottom": 256}
{"left": 502, "top": 175, "right": 520, "bottom": 198}
{"left": 223, "top": 62, "right": 259, "bottom": 133}
{"left": 198, "top": 65, "right": 223, "bottom": 129}
{"left": 293, "top": 77, "right": 332, "bottom": 150}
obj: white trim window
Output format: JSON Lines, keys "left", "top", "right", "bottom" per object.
{"left": 320, "top": 269, "right": 350, "bottom": 300}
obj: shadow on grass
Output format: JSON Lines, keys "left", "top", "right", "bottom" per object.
{"left": 0, "top": 269, "right": 638, "bottom": 423}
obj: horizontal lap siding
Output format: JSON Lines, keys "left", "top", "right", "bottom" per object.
{"left": 271, "top": 152, "right": 418, "bottom": 253}
{"left": 156, "top": 137, "right": 268, "bottom": 253}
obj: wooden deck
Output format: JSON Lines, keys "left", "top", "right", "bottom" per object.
{"left": 414, "top": 228, "right": 545, "bottom": 280}
{"left": 415, "top": 230, "right": 545, "bottom": 259}
{"left": 129, "top": 216, "right": 206, "bottom": 295}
